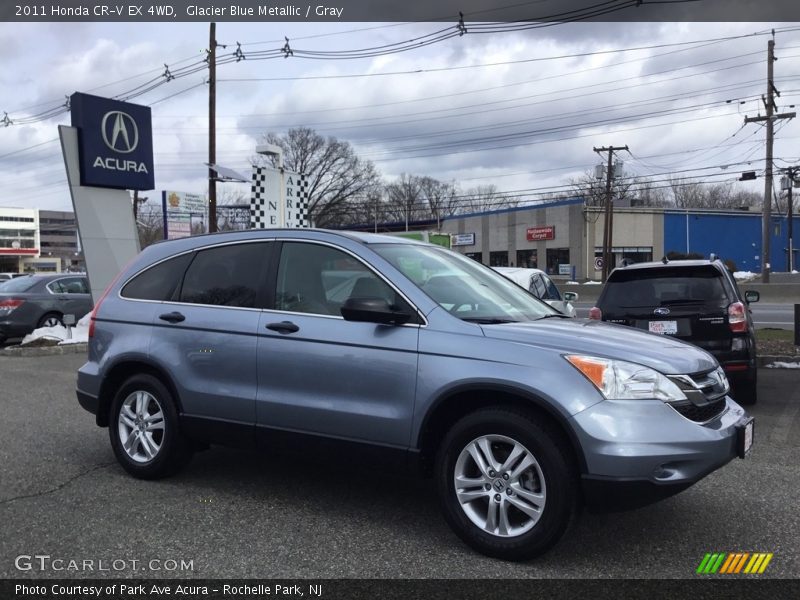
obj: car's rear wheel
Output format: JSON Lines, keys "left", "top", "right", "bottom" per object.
{"left": 37, "top": 312, "right": 63, "bottom": 328}
{"left": 435, "top": 407, "right": 577, "bottom": 561}
{"left": 109, "top": 374, "right": 192, "bottom": 479}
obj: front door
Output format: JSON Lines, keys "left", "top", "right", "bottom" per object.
{"left": 256, "top": 241, "right": 420, "bottom": 447}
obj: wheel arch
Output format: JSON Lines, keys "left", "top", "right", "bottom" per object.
{"left": 415, "top": 384, "right": 587, "bottom": 477}
{"left": 96, "top": 359, "right": 183, "bottom": 427}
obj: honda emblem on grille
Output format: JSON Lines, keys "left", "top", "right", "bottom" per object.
{"left": 654, "top": 307, "right": 671, "bottom": 315}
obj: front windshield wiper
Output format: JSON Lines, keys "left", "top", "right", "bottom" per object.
{"left": 536, "top": 313, "right": 570, "bottom": 320}
{"left": 461, "top": 317, "right": 519, "bottom": 324}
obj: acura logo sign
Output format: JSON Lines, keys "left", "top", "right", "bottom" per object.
{"left": 101, "top": 111, "right": 138, "bottom": 153}
{"left": 70, "top": 92, "right": 154, "bottom": 189}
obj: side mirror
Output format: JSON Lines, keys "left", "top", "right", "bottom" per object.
{"left": 744, "top": 290, "right": 760, "bottom": 304}
{"left": 341, "top": 297, "right": 412, "bottom": 325}
{"left": 563, "top": 291, "right": 579, "bottom": 303}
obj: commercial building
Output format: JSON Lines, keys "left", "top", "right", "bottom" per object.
{"left": 0, "top": 208, "right": 84, "bottom": 273}
{"left": 0, "top": 207, "right": 40, "bottom": 273}
{"left": 39, "top": 210, "right": 84, "bottom": 272}
{"left": 438, "top": 199, "right": 799, "bottom": 279}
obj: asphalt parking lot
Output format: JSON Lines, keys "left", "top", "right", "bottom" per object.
{"left": 1, "top": 353, "right": 798, "bottom": 579}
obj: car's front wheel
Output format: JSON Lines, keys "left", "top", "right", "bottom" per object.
{"left": 109, "top": 374, "right": 192, "bottom": 479}
{"left": 435, "top": 407, "right": 577, "bottom": 561}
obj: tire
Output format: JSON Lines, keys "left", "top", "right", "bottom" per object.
{"left": 435, "top": 407, "right": 577, "bottom": 561}
{"left": 37, "top": 312, "right": 63, "bottom": 329}
{"left": 109, "top": 374, "right": 193, "bottom": 479}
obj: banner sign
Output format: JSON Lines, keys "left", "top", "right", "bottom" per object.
{"left": 251, "top": 166, "right": 310, "bottom": 228}
{"left": 70, "top": 92, "right": 154, "bottom": 190}
{"left": 161, "top": 191, "right": 208, "bottom": 239}
{"left": 526, "top": 225, "right": 555, "bottom": 241}
{"left": 451, "top": 233, "right": 476, "bottom": 247}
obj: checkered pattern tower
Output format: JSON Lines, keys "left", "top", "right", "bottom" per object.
{"left": 250, "top": 166, "right": 310, "bottom": 229}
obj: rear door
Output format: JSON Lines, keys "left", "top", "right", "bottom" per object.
{"left": 47, "top": 276, "right": 91, "bottom": 321}
{"left": 146, "top": 241, "right": 271, "bottom": 430}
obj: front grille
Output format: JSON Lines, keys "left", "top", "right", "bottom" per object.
{"left": 666, "top": 368, "right": 729, "bottom": 423}
{"left": 668, "top": 398, "right": 727, "bottom": 423}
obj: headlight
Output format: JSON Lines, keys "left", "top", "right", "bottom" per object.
{"left": 565, "top": 355, "right": 687, "bottom": 402}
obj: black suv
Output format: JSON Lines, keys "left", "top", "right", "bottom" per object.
{"left": 591, "top": 259, "right": 760, "bottom": 404}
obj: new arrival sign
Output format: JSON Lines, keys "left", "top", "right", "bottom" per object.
{"left": 70, "top": 92, "right": 154, "bottom": 190}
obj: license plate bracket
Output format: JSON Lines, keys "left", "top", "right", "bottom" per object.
{"left": 736, "top": 418, "right": 754, "bottom": 459}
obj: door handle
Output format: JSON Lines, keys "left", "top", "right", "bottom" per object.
{"left": 266, "top": 321, "right": 299, "bottom": 334}
{"left": 159, "top": 311, "right": 186, "bottom": 323}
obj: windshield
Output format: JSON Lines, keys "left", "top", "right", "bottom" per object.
{"left": 373, "top": 244, "right": 557, "bottom": 322}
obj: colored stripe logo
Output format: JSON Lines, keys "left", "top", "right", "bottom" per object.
{"left": 697, "top": 552, "right": 773, "bottom": 574}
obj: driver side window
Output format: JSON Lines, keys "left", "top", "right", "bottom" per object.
{"left": 275, "top": 242, "right": 414, "bottom": 318}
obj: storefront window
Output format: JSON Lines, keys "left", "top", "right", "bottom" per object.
{"left": 516, "top": 249, "right": 538, "bottom": 268}
{"left": 489, "top": 251, "right": 509, "bottom": 267}
{"left": 465, "top": 252, "right": 483, "bottom": 263}
{"left": 545, "top": 248, "right": 570, "bottom": 275}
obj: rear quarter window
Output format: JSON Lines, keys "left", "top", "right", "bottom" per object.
{"left": 121, "top": 253, "right": 193, "bottom": 301}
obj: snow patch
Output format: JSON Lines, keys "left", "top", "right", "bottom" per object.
{"left": 20, "top": 313, "right": 90, "bottom": 346}
{"left": 764, "top": 361, "right": 800, "bottom": 369}
{"left": 565, "top": 281, "right": 580, "bottom": 285}
{"left": 733, "top": 271, "right": 758, "bottom": 281}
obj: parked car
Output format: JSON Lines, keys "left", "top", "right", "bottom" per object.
{"left": 590, "top": 258, "right": 759, "bottom": 404}
{"left": 493, "top": 267, "right": 579, "bottom": 317}
{"left": 0, "top": 273, "right": 14, "bottom": 283}
{"left": 77, "top": 230, "right": 753, "bottom": 561}
{"left": 0, "top": 273, "right": 93, "bottom": 343}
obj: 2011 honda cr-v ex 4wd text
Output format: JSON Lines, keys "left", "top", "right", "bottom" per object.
{"left": 77, "top": 230, "right": 754, "bottom": 561}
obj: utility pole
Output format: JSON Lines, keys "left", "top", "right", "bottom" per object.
{"left": 131, "top": 190, "right": 147, "bottom": 222}
{"left": 594, "top": 145, "right": 628, "bottom": 281}
{"left": 780, "top": 166, "right": 797, "bottom": 272}
{"left": 744, "top": 37, "right": 795, "bottom": 282}
{"left": 208, "top": 22, "right": 218, "bottom": 233}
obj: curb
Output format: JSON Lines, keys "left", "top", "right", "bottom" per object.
{"left": 758, "top": 355, "right": 800, "bottom": 368}
{"left": 0, "top": 343, "right": 88, "bottom": 357}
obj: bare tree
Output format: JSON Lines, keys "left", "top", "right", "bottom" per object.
{"left": 419, "top": 177, "right": 458, "bottom": 229}
{"left": 457, "top": 184, "right": 519, "bottom": 213}
{"left": 136, "top": 209, "right": 164, "bottom": 249}
{"left": 628, "top": 177, "right": 670, "bottom": 207}
{"left": 669, "top": 179, "right": 758, "bottom": 209}
{"left": 569, "top": 169, "right": 636, "bottom": 207}
{"left": 254, "top": 127, "right": 381, "bottom": 228}
{"left": 385, "top": 173, "right": 425, "bottom": 228}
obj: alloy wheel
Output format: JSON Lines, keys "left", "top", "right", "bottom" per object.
{"left": 453, "top": 434, "right": 546, "bottom": 537}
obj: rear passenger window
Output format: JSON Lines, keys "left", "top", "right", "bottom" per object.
{"left": 122, "top": 254, "right": 193, "bottom": 301}
{"left": 180, "top": 243, "right": 265, "bottom": 308}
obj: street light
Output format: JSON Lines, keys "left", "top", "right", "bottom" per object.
{"left": 256, "top": 143, "right": 286, "bottom": 227}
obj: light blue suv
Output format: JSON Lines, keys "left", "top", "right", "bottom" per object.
{"left": 77, "top": 230, "right": 754, "bottom": 560}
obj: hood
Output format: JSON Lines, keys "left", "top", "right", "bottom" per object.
{"left": 480, "top": 318, "right": 717, "bottom": 375}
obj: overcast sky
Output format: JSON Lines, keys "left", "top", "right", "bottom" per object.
{"left": 1, "top": 19, "right": 799, "bottom": 213}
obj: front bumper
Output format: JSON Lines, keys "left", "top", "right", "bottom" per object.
{"left": 572, "top": 395, "right": 750, "bottom": 511}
